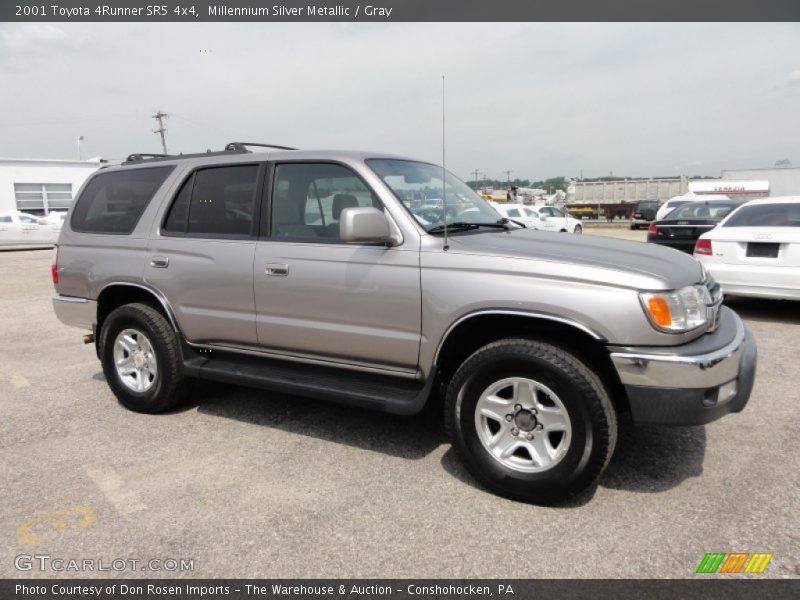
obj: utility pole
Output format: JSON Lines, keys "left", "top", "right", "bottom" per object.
{"left": 77, "top": 135, "right": 84, "bottom": 160}
{"left": 504, "top": 170, "right": 512, "bottom": 186}
{"left": 472, "top": 169, "right": 480, "bottom": 188}
{"left": 152, "top": 111, "right": 169, "bottom": 154}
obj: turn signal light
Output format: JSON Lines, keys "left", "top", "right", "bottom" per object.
{"left": 694, "top": 238, "right": 712, "bottom": 256}
{"left": 646, "top": 296, "right": 672, "bottom": 328}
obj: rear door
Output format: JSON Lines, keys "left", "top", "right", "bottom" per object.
{"left": 253, "top": 161, "right": 421, "bottom": 371}
{"left": 145, "top": 163, "right": 264, "bottom": 345}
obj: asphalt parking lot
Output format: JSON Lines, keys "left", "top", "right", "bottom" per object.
{"left": 1, "top": 231, "right": 798, "bottom": 579}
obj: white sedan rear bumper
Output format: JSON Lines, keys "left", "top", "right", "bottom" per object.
{"left": 702, "top": 262, "right": 800, "bottom": 300}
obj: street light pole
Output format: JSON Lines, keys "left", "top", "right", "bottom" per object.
{"left": 77, "top": 135, "right": 84, "bottom": 160}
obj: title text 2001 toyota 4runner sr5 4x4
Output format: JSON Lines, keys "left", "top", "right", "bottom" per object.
{"left": 52, "top": 144, "right": 756, "bottom": 504}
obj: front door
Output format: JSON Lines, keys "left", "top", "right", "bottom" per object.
{"left": 254, "top": 162, "right": 421, "bottom": 371}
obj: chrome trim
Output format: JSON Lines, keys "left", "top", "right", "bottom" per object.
{"left": 188, "top": 341, "right": 422, "bottom": 380}
{"left": 54, "top": 295, "right": 89, "bottom": 303}
{"left": 610, "top": 312, "right": 746, "bottom": 389}
{"left": 433, "top": 309, "right": 605, "bottom": 367}
{"left": 52, "top": 294, "right": 97, "bottom": 330}
{"left": 98, "top": 282, "right": 181, "bottom": 332}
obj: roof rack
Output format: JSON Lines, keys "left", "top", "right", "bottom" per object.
{"left": 121, "top": 143, "right": 298, "bottom": 166}
{"left": 124, "top": 153, "right": 170, "bottom": 162}
{"left": 224, "top": 142, "right": 299, "bottom": 152}
{"left": 122, "top": 148, "right": 247, "bottom": 165}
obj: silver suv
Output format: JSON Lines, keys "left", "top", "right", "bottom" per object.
{"left": 52, "top": 144, "right": 756, "bottom": 504}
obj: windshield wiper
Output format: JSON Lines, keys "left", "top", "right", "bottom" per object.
{"left": 427, "top": 221, "right": 510, "bottom": 234}
{"left": 498, "top": 217, "right": 526, "bottom": 228}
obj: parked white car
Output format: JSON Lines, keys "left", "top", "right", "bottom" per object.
{"left": 655, "top": 194, "right": 728, "bottom": 221}
{"left": 694, "top": 197, "right": 800, "bottom": 300}
{"left": 491, "top": 203, "right": 582, "bottom": 233}
{"left": 37, "top": 211, "right": 67, "bottom": 226}
{"left": 0, "top": 211, "right": 61, "bottom": 248}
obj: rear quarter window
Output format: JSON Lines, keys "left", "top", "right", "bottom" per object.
{"left": 70, "top": 166, "right": 175, "bottom": 234}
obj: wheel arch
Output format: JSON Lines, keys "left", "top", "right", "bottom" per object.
{"left": 96, "top": 283, "right": 180, "bottom": 338}
{"left": 433, "top": 311, "right": 628, "bottom": 414}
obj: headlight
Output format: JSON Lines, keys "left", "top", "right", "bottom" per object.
{"left": 639, "top": 285, "right": 709, "bottom": 333}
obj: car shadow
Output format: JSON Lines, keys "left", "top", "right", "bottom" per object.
{"left": 95, "top": 373, "right": 706, "bottom": 502}
{"left": 192, "top": 381, "right": 445, "bottom": 460}
{"left": 724, "top": 296, "right": 800, "bottom": 325}
{"left": 439, "top": 417, "right": 706, "bottom": 506}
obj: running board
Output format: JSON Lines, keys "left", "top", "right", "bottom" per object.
{"left": 181, "top": 347, "right": 435, "bottom": 416}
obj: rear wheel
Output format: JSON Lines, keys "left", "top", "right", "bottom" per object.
{"left": 445, "top": 339, "right": 617, "bottom": 504}
{"left": 99, "top": 303, "right": 189, "bottom": 413}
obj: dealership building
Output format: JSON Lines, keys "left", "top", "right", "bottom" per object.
{"left": 0, "top": 157, "right": 110, "bottom": 215}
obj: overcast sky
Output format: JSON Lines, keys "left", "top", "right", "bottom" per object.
{"left": 1, "top": 22, "right": 799, "bottom": 181}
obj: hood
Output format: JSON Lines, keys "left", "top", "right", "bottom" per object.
{"left": 447, "top": 228, "right": 703, "bottom": 289}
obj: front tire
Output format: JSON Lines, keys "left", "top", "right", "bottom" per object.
{"left": 445, "top": 339, "right": 617, "bottom": 504}
{"left": 574, "top": 224, "right": 582, "bottom": 234}
{"left": 99, "top": 303, "right": 189, "bottom": 413}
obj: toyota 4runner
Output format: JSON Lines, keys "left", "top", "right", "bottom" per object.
{"left": 52, "top": 143, "right": 757, "bottom": 504}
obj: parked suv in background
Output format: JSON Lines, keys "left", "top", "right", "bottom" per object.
{"left": 52, "top": 144, "right": 757, "bottom": 504}
{"left": 630, "top": 200, "right": 660, "bottom": 230}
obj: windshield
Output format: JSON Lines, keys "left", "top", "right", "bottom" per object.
{"left": 367, "top": 159, "right": 502, "bottom": 232}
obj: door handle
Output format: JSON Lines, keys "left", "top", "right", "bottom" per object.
{"left": 265, "top": 263, "right": 289, "bottom": 276}
{"left": 150, "top": 256, "right": 169, "bottom": 268}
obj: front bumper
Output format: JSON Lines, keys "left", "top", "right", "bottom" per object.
{"left": 52, "top": 294, "right": 96, "bottom": 330}
{"left": 609, "top": 306, "right": 756, "bottom": 425}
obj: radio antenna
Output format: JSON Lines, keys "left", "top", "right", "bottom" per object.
{"left": 442, "top": 74, "right": 449, "bottom": 251}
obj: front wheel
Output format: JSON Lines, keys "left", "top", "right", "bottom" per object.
{"left": 444, "top": 339, "right": 617, "bottom": 504}
{"left": 573, "top": 224, "right": 582, "bottom": 234}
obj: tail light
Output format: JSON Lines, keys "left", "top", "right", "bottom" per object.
{"left": 694, "top": 238, "right": 712, "bottom": 256}
{"left": 647, "top": 223, "right": 657, "bottom": 235}
{"left": 51, "top": 245, "right": 59, "bottom": 285}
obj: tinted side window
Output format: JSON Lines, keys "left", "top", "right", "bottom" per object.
{"left": 270, "top": 163, "right": 380, "bottom": 240}
{"left": 71, "top": 166, "right": 174, "bottom": 234}
{"left": 186, "top": 165, "right": 259, "bottom": 237}
{"left": 162, "top": 174, "right": 193, "bottom": 234}
{"left": 507, "top": 208, "right": 521, "bottom": 217}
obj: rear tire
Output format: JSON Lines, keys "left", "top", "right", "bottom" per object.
{"left": 444, "top": 339, "right": 617, "bottom": 504}
{"left": 99, "top": 303, "right": 189, "bottom": 413}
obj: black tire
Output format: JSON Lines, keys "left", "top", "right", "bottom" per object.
{"left": 629, "top": 223, "right": 638, "bottom": 230}
{"left": 99, "top": 302, "right": 189, "bottom": 413}
{"left": 444, "top": 339, "right": 617, "bottom": 504}
{"left": 574, "top": 224, "right": 583, "bottom": 234}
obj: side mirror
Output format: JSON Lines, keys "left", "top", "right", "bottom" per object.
{"left": 540, "top": 215, "right": 548, "bottom": 221}
{"left": 340, "top": 207, "right": 392, "bottom": 244}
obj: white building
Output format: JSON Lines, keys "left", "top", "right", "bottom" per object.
{"left": 721, "top": 167, "right": 800, "bottom": 197}
{"left": 0, "top": 157, "right": 110, "bottom": 215}
{"left": 688, "top": 179, "right": 769, "bottom": 199}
